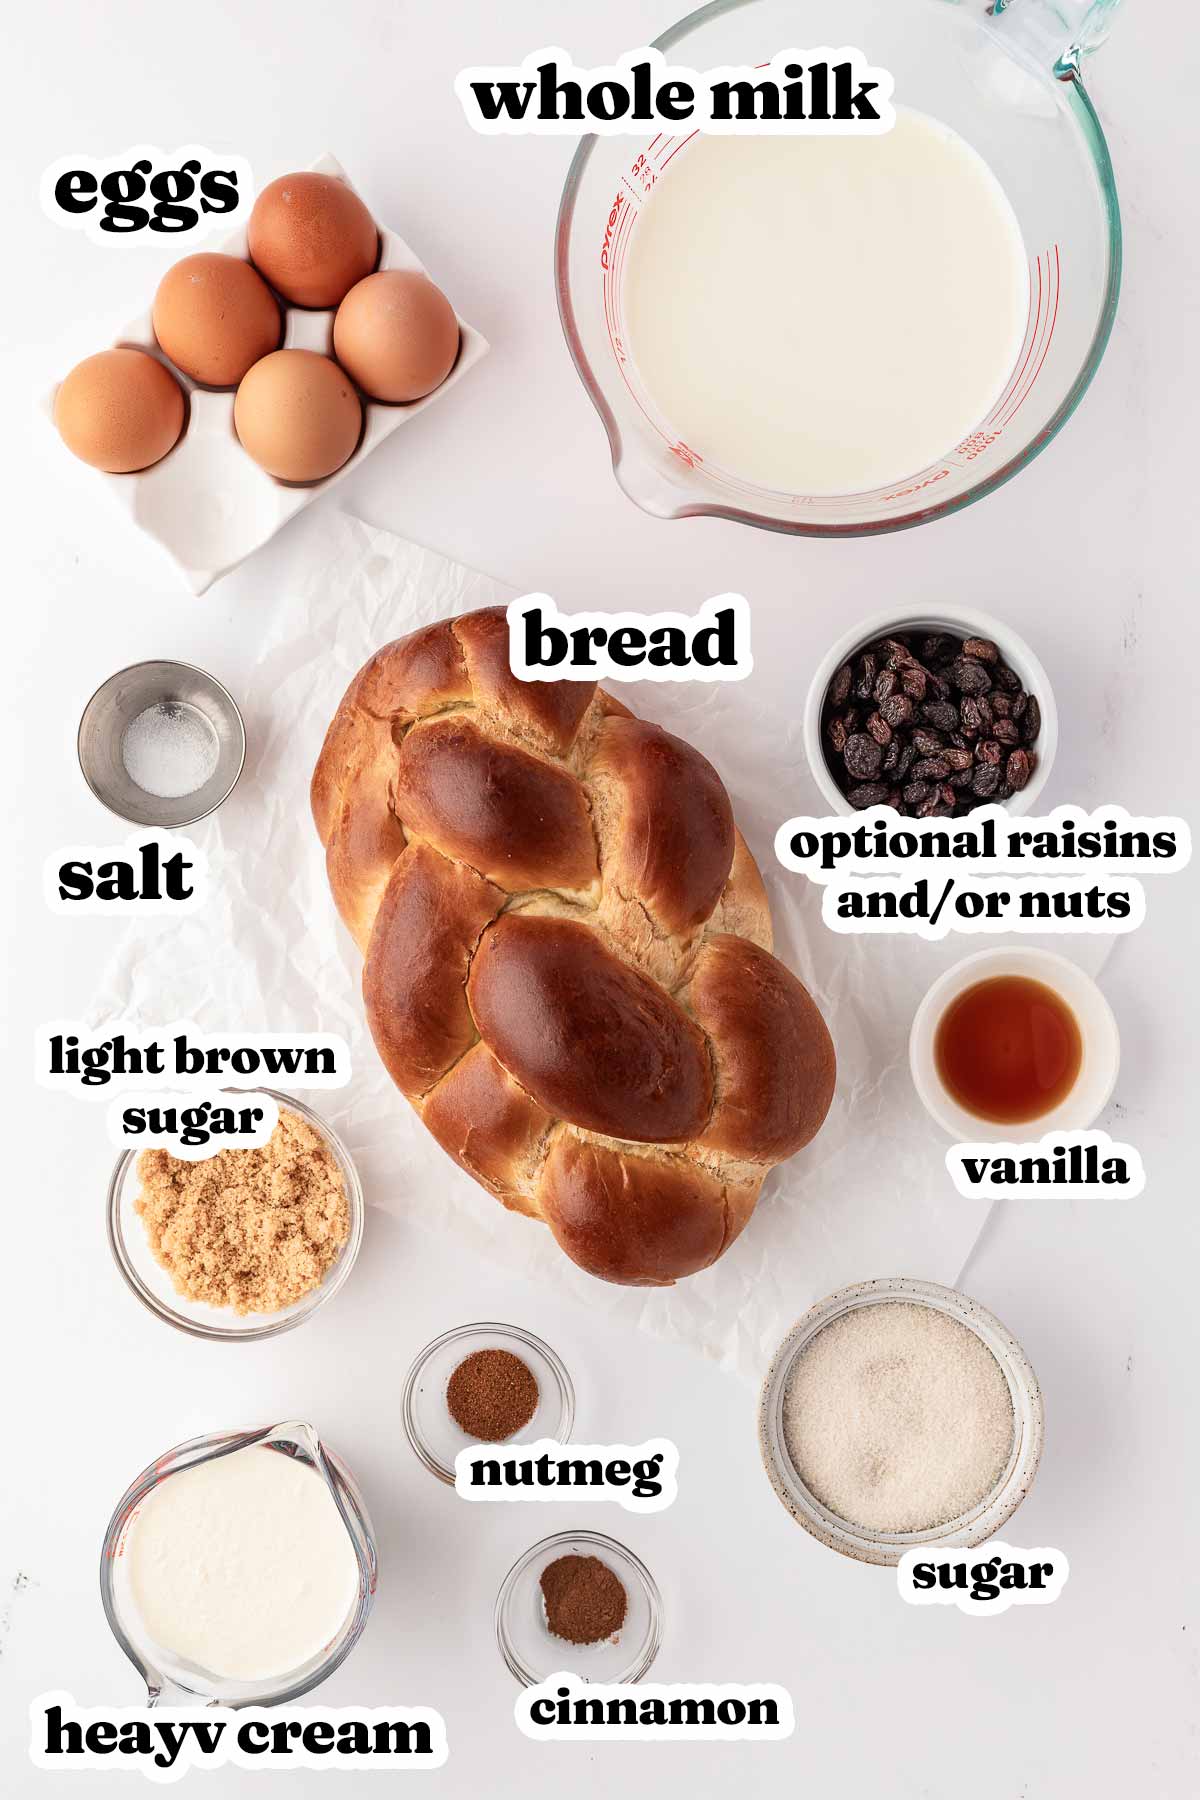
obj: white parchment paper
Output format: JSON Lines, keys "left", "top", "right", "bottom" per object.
{"left": 90, "top": 515, "right": 1108, "bottom": 1375}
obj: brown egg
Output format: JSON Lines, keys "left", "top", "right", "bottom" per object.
{"left": 233, "top": 349, "right": 362, "bottom": 482}
{"left": 247, "top": 173, "right": 377, "bottom": 309}
{"left": 153, "top": 253, "right": 280, "bottom": 387}
{"left": 54, "top": 348, "right": 184, "bottom": 473}
{"left": 333, "top": 270, "right": 460, "bottom": 403}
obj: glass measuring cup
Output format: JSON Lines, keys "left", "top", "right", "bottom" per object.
{"left": 556, "top": 0, "right": 1123, "bottom": 536}
{"left": 100, "top": 1421, "right": 377, "bottom": 1706}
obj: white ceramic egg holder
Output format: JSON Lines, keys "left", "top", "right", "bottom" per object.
{"left": 44, "top": 154, "right": 489, "bottom": 595}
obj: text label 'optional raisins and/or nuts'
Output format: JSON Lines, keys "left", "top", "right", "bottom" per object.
{"left": 774, "top": 805, "right": 1191, "bottom": 939}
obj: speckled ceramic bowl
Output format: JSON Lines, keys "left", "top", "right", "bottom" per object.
{"left": 758, "top": 1278, "right": 1044, "bottom": 1566}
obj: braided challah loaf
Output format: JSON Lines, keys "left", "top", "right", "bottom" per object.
{"left": 312, "top": 607, "right": 835, "bottom": 1286}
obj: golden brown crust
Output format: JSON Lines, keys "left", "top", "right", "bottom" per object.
{"left": 683, "top": 936, "right": 837, "bottom": 1162}
{"left": 588, "top": 716, "right": 734, "bottom": 937}
{"left": 467, "top": 913, "right": 713, "bottom": 1144}
{"left": 538, "top": 1135, "right": 735, "bottom": 1286}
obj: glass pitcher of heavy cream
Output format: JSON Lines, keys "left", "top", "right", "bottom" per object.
{"left": 556, "top": 0, "right": 1123, "bottom": 536}
{"left": 101, "top": 1422, "right": 377, "bottom": 1706}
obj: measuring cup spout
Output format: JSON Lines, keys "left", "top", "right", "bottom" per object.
{"left": 144, "top": 1674, "right": 219, "bottom": 1710}
{"left": 990, "top": 0, "right": 1124, "bottom": 77}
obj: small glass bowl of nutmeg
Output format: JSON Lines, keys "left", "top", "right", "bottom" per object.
{"left": 106, "top": 1089, "right": 364, "bottom": 1341}
{"left": 402, "top": 1322, "right": 575, "bottom": 1483}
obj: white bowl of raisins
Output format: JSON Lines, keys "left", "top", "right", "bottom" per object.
{"left": 804, "top": 606, "right": 1057, "bottom": 819}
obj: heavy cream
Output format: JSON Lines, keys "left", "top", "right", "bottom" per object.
{"left": 623, "top": 110, "right": 1029, "bottom": 496}
{"left": 125, "top": 1445, "right": 360, "bottom": 1683}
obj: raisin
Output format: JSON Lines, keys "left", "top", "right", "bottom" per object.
{"left": 960, "top": 697, "right": 982, "bottom": 738}
{"left": 993, "top": 718, "right": 1020, "bottom": 745}
{"left": 867, "top": 712, "right": 892, "bottom": 747}
{"left": 1022, "top": 696, "right": 1041, "bottom": 743}
{"left": 949, "top": 768, "right": 974, "bottom": 790}
{"left": 847, "top": 782, "right": 889, "bottom": 809}
{"left": 874, "top": 669, "right": 898, "bottom": 704}
{"left": 921, "top": 634, "right": 953, "bottom": 662}
{"left": 854, "top": 653, "right": 878, "bottom": 701}
{"left": 896, "top": 743, "right": 916, "bottom": 780}
{"left": 827, "top": 717, "right": 848, "bottom": 754}
{"left": 991, "top": 693, "right": 1012, "bottom": 719}
{"left": 1006, "top": 748, "right": 1032, "bottom": 792}
{"left": 943, "top": 748, "right": 974, "bottom": 772}
{"left": 962, "top": 637, "right": 999, "bottom": 664}
{"left": 829, "top": 663, "right": 853, "bottom": 708}
{"left": 952, "top": 656, "right": 993, "bottom": 695}
{"left": 977, "top": 739, "right": 1002, "bottom": 766}
{"left": 912, "top": 728, "right": 945, "bottom": 755}
{"left": 844, "top": 732, "right": 883, "bottom": 780}
{"left": 882, "top": 737, "right": 901, "bottom": 775}
{"left": 879, "top": 637, "right": 915, "bottom": 670}
{"left": 903, "top": 780, "right": 932, "bottom": 806}
{"left": 912, "top": 756, "right": 950, "bottom": 780}
{"left": 900, "top": 666, "right": 928, "bottom": 702}
{"left": 1011, "top": 692, "right": 1029, "bottom": 722}
{"left": 971, "top": 764, "right": 1001, "bottom": 798}
{"left": 881, "top": 692, "right": 915, "bottom": 728}
{"left": 921, "top": 701, "right": 959, "bottom": 733}
{"left": 995, "top": 663, "right": 1021, "bottom": 692}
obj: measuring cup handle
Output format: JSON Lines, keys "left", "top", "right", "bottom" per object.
{"left": 991, "top": 0, "right": 1124, "bottom": 76}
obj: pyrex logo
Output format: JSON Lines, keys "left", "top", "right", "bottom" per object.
{"left": 600, "top": 192, "right": 625, "bottom": 269}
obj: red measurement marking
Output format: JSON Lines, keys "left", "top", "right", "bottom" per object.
{"left": 659, "top": 128, "right": 699, "bottom": 174}
{"left": 996, "top": 245, "right": 1060, "bottom": 431}
{"left": 669, "top": 442, "right": 703, "bottom": 469}
{"left": 983, "top": 255, "right": 1042, "bottom": 429}
{"left": 980, "top": 267, "right": 1036, "bottom": 426}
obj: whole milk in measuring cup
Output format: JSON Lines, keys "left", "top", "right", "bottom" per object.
{"left": 622, "top": 108, "right": 1030, "bottom": 497}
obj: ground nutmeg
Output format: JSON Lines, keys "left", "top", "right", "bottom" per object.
{"left": 446, "top": 1347, "right": 539, "bottom": 1441}
{"left": 539, "top": 1553, "right": 628, "bottom": 1646}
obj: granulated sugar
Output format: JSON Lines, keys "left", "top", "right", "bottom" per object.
{"left": 782, "top": 1301, "right": 1014, "bottom": 1533}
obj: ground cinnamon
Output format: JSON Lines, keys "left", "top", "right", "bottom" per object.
{"left": 539, "top": 1553, "right": 627, "bottom": 1646}
{"left": 446, "top": 1348, "right": 538, "bottom": 1441}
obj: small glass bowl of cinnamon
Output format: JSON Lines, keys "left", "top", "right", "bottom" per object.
{"left": 401, "top": 1321, "right": 575, "bottom": 1484}
{"left": 495, "top": 1529, "right": 663, "bottom": 1686}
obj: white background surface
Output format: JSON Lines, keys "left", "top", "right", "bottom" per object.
{"left": 2, "top": 3, "right": 1198, "bottom": 1796}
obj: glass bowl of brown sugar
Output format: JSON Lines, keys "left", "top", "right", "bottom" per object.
{"left": 401, "top": 1322, "right": 575, "bottom": 1483}
{"left": 106, "top": 1089, "right": 364, "bottom": 1341}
